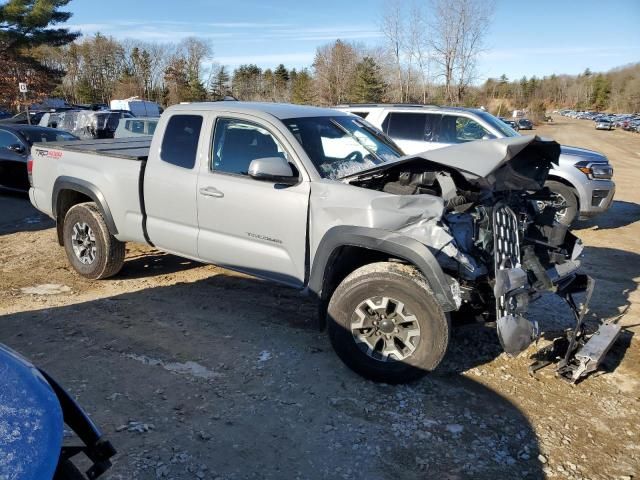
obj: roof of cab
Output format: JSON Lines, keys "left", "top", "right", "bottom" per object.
{"left": 166, "top": 101, "right": 350, "bottom": 120}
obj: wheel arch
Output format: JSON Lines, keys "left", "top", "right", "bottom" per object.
{"left": 52, "top": 177, "right": 118, "bottom": 246}
{"left": 309, "top": 226, "right": 459, "bottom": 329}
{"left": 546, "top": 174, "right": 581, "bottom": 211}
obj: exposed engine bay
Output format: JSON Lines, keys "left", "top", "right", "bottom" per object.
{"left": 343, "top": 136, "right": 620, "bottom": 382}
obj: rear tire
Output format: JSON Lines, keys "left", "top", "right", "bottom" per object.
{"left": 63, "top": 202, "right": 125, "bottom": 279}
{"left": 327, "top": 262, "right": 449, "bottom": 384}
{"left": 544, "top": 180, "right": 578, "bottom": 226}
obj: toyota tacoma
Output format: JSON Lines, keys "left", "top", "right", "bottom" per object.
{"left": 28, "top": 102, "right": 619, "bottom": 383}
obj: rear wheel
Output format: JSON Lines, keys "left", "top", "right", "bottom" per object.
{"left": 63, "top": 202, "right": 125, "bottom": 279}
{"left": 543, "top": 180, "right": 578, "bottom": 226}
{"left": 327, "top": 262, "right": 449, "bottom": 384}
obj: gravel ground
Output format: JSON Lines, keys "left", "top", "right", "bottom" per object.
{"left": 0, "top": 117, "right": 639, "bottom": 479}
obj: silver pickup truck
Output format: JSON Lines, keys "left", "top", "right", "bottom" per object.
{"left": 29, "top": 102, "right": 619, "bottom": 383}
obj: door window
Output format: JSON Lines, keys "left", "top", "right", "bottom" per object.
{"left": 212, "top": 118, "right": 288, "bottom": 176}
{"left": 160, "top": 115, "right": 203, "bottom": 169}
{"left": 439, "top": 115, "right": 494, "bottom": 143}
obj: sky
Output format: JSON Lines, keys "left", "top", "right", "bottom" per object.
{"left": 65, "top": 0, "right": 640, "bottom": 82}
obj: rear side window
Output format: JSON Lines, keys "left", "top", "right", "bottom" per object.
{"left": 382, "top": 112, "right": 428, "bottom": 141}
{"left": 126, "top": 120, "right": 146, "bottom": 134}
{"left": 160, "top": 115, "right": 203, "bottom": 169}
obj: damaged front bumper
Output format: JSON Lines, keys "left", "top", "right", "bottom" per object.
{"left": 493, "top": 205, "right": 621, "bottom": 382}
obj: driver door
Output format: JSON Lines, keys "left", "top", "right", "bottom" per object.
{"left": 196, "top": 115, "right": 309, "bottom": 287}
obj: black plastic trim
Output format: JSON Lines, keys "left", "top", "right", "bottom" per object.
{"left": 308, "top": 226, "right": 458, "bottom": 312}
{"left": 52, "top": 176, "right": 118, "bottom": 235}
{"left": 40, "top": 369, "right": 116, "bottom": 479}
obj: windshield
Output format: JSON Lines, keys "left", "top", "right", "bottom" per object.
{"left": 19, "top": 128, "right": 77, "bottom": 144}
{"left": 477, "top": 111, "right": 520, "bottom": 137}
{"left": 282, "top": 116, "right": 403, "bottom": 179}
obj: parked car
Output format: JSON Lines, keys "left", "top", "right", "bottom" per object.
{"left": 336, "top": 104, "right": 615, "bottom": 226}
{"left": 0, "top": 110, "right": 48, "bottom": 125}
{"left": 0, "top": 342, "right": 116, "bottom": 479}
{"left": 499, "top": 116, "right": 519, "bottom": 130}
{"left": 516, "top": 118, "right": 534, "bottom": 130}
{"left": 39, "top": 110, "right": 134, "bottom": 139}
{"left": 114, "top": 117, "right": 159, "bottom": 138}
{"left": 0, "top": 109, "right": 12, "bottom": 120}
{"left": 28, "top": 102, "right": 617, "bottom": 383}
{"left": 595, "top": 119, "right": 613, "bottom": 130}
{"left": 0, "top": 124, "right": 78, "bottom": 191}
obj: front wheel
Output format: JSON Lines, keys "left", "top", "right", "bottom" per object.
{"left": 543, "top": 180, "right": 579, "bottom": 226}
{"left": 327, "top": 262, "right": 449, "bottom": 384}
{"left": 63, "top": 202, "right": 125, "bottom": 279}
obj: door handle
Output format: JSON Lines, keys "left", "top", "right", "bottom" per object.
{"left": 199, "top": 186, "right": 224, "bottom": 198}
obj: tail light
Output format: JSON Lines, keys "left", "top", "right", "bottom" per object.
{"left": 27, "top": 153, "right": 33, "bottom": 187}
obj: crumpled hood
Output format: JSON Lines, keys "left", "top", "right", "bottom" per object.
{"left": 348, "top": 135, "right": 561, "bottom": 192}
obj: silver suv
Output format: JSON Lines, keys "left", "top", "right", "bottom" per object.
{"left": 336, "top": 104, "right": 615, "bottom": 225}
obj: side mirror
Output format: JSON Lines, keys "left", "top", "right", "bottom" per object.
{"left": 248, "top": 157, "right": 297, "bottom": 184}
{"left": 7, "top": 143, "right": 25, "bottom": 154}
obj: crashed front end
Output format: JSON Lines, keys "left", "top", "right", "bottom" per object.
{"left": 345, "top": 136, "right": 620, "bottom": 382}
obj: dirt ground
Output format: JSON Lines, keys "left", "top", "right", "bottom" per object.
{"left": 1, "top": 117, "right": 639, "bottom": 480}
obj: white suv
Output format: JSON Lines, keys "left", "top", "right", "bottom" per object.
{"left": 336, "top": 104, "right": 615, "bottom": 226}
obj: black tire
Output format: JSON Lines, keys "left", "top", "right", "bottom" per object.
{"left": 545, "top": 180, "right": 579, "bottom": 226}
{"left": 327, "top": 262, "right": 449, "bottom": 384}
{"left": 63, "top": 202, "right": 125, "bottom": 279}
{"left": 53, "top": 459, "right": 86, "bottom": 480}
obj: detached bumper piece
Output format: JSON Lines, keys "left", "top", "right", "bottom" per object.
{"left": 529, "top": 274, "right": 622, "bottom": 383}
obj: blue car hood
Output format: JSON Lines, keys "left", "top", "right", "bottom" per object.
{"left": 0, "top": 344, "right": 63, "bottom": 480}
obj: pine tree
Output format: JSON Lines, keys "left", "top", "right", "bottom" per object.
{"left": 0, "top": 0, "right": 79, "bottom": 105}
{"left": 291, "top": 69, "right": 314, "bottom": 104}
{"left": 209, "top": 65, "right": 230, "bottom": 100}
{"left": 0, "top": 0, "right": 79, "bottom": 52}
{"left": 351, "top": 57, "right": 385, "bottom": 103}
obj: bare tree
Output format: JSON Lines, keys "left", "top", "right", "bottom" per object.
{"left": 429, "top": 0, "right": 493, "bottom": 104}
{"left": 407, "top": 2, "right": 431, "bottom": 103}
{"left": 313, "top": 40, "right": 360, "bottom": 105}
{"left": 380, "top": 0, "right": 405, "bottom": 102}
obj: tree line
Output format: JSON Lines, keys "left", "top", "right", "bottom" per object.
{"left": 1, "top": 0, "right": 639, "bottom": 114}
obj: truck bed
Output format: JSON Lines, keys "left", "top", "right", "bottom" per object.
{"left": 39, "top": 137, "right": 151, "bottom": 161}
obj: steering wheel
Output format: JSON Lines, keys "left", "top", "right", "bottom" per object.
{"left": 344, "top": 151, "right": 364, "bottom": 163}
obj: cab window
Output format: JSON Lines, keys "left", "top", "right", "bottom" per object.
{"left": 212, "top": 118, "right": 288, "bottom": 176}
{"left": 160, "top": 115, "right": 203, "bottom": 169}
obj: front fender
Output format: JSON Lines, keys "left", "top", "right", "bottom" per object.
{"left": 308, "top": 226, "right": 459, "bottom": 312}
{"left": 0, "top": 344, "right": 63, "bottom": 480}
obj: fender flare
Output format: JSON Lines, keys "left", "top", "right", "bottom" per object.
{"left": 52, "top": 176, "right": 118, "bottom": 235}
{"left": 308, "top": 226, "right": 458, "bottom": 312}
